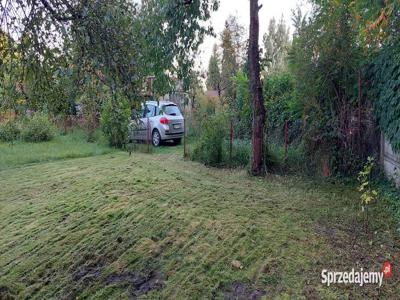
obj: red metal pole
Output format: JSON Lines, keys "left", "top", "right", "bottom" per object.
{"left": 183, "top": 118, "right": 187, "bottom": 158}
{"left": 284, "top": 121, "right": 288, "bottom": 161}
{"left": 230, "top": 120, "right": 233, "bottom": 164}
{"left": 147, "top": 117, "right": 150, "bottom": 153}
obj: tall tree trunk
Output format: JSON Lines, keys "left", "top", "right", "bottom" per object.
{"left": 249, "top": 0, "right": 266, "bottom": 176}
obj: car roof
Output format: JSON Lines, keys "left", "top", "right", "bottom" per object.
{"left": 145, "top": 100, "right": 177, "bottom": 107}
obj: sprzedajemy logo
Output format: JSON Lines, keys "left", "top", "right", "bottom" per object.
{"left": 382, "top": 261, "right": 392, "bottom": 280}
{"left": 321, "top": 261, "right": 393, "bottom": 287}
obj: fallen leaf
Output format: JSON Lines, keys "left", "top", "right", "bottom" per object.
{"left": 231, "top": 260, "right": 243, "bottom": 269}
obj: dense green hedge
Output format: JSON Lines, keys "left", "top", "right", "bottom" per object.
{"left": 0, "top": 113, "right": 56, "bottom": 143}
{"left": 20, "top": 114, "right": 56, "bottom": 142}
{"left": 100, "top": 95, "right": 130, "bottom": 148}
{"left": 0, "top": 121, "right": 20, "bottom": 142}
{"left": 191, "top": 113, "right": 228, "bottom": 166}
{"left": 370, "top": 41, "right": 400, "bottom": 151}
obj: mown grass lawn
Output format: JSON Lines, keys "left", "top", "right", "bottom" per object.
{"left": 0, "top": 146, "right": 399, "bottom": 299}
{"left": 0, "top": 130, "right": 113, "bottom": 170}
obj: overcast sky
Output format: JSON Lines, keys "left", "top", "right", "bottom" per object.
{"left": 198, "top": 0, "right": 310, "bottom": 70}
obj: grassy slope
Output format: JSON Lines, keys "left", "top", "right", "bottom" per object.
{"left": 0, "top": 149, "right": 399, "bottom": 299}
{"left": 0, "top": 130, "right": 114, "bottom": 170}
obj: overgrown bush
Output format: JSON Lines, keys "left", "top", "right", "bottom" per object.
{"left": 227, "top": 139, "right": 251, "bottom": 167}
{"left": 233, "top": 71, "right": 252, "bottom": 138}
{"left": 263, "top": 72, "right": 303, "bottom": 145}
{"left": 100, "top": 94, "right": 130, "bottom": 148}
{"left": 20, "top": 113, "right": 56, "bottom": 142}
{"left": 0, "top": 120, "right": 20, "bottom": 142}
{"left": 370, "top": 40, "right": 400, "bottom": 151}
{"left": 190, "top": 111, "right": 294, "bottom": 170}
{"left": 377, "top": 177, "right": 400, "bottom": 232}
{"left": 191, "top": 113, "right": 228, "bottom": 166}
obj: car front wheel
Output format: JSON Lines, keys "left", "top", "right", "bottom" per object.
{"left": 152, "top": 129, "right": 161, "bottom": 147}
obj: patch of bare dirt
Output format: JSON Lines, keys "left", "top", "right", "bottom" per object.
{"left": 72, "top": 263, "right": 102, "bottom": 282}
{"left": 105, "top": 270, "right": 164, "bottom": 299}
{"left": 59, "top": 213, "right": 69, "bottom": 223}
{"left": 219, "top": 281, "right": 265, "bottom": 300}
{"left": 315, "top": 219, "right": 382, "bottom": 266}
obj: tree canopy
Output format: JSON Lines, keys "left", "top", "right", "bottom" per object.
{"left": 0, "top": 0, "right": 219, "bottom": 112}
{"left": 206, "top": 44, "right": 221, "bottom": 92}
{"left": 262, "top": 17, "right": 290, "bottom": 74}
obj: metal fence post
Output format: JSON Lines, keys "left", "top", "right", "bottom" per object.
{"left": 284, "top": 120, "right": 288, "bottom": 161}
{"left": 147, "top": 117, "right": 150, "bottom": 153}
{"left": 230, "top": 119, "right": 233, "bottom": 165}
{"left": 184, "top": 118, "right": 187, "bottom": 159}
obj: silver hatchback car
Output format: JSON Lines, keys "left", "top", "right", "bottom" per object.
{"left": 128, "top": 101, "right": 184, "bottom": 147}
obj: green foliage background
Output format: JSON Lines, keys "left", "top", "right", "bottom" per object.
{"left": 100, "top": 95, "right": 130, "bottom": 148}
{"left": 370, "top": 41, "right": 400, "bottom": 151}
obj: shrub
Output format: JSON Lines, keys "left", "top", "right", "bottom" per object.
{"left": 191, "top": 113, "right": 285, "bottom": 169}
{"left": 233, "top": 71, "right": 252, "bottom": 139}
{"left": 357, "top": 157, "right": 378, "bottom": 232}
{"left": 267, "top": 143, "right": 307, "bottom": 174}
{"left": 226, "top": 139, "right": 251, "bottom": 167}
{"left": 377, "top": 176, "right": 400, "bottom": 232}
{"left": 21, "top": 113, "right": 56, "bottom": 142}
{"left": 100, "top": 94, "right": 130, "bottom": 148}
{"left": 191, "top": 113, "right": 228, "bottom": 166}
{"left": 225, "top": 140, "right": 281, "bottom": 169}
{"left": 0, "top": 120, "right": 20, "bottom": 142}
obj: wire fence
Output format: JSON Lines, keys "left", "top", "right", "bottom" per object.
{"left": 127, "top": 116, "right": 153, "bottom": 155}
{"left": 125, "top": 101, "right": 295, "bottom": 170}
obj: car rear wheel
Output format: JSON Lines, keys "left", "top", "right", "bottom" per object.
{"left": 152, "top": 129, "right": 161, "bottom": 147}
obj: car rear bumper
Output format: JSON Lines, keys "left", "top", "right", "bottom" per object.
{"left": 161, "top": 132, "right": 184, "bottom": 140}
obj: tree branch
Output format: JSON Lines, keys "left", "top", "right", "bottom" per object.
{"left": 39, "top": 0, "right": 79, "bottom": 22}
{"left": 176, "top": 0, "right": 193, "bottom": 9}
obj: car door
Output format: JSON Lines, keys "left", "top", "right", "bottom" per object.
{"left": 129, "top": 109, "right": 140, "bottom": 141}
{"left": 140, "top": 104, "right": 156, "bottom": 141}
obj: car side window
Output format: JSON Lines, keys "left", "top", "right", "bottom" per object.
{"left": 143, "top": 105, "right": 156, "bottom": 118}
{"left": 140, "top": 106, "right": 145, "bottom": 118}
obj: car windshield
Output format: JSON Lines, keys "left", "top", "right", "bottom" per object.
{"left": 162, "top": 105, "right": 181, "bottom": 116}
